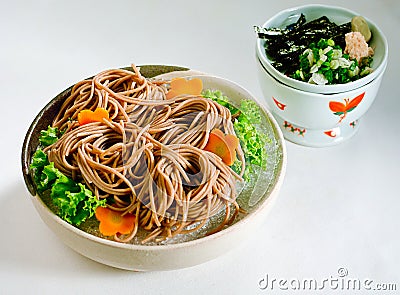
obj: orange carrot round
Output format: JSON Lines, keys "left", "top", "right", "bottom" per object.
{"left": 78, "top": 108, "right": 110, "bottom": 126}
{"left": 166, "top": 77, "right": 203, "bottom": 99}
{"left": 204, "top": 129, "right": 239, "bottom": 166}
{"left": 95, "top": 206, "right": 135, "bottom": 236}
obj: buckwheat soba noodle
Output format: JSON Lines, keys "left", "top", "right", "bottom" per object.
{"left": 40, "top": 64, "right": 251, "bottom": 244}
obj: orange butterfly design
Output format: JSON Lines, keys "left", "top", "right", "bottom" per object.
{"left": 329, "top": 92, "right": 365, "bottom": 123}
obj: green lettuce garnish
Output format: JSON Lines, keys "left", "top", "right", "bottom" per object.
{"left": 39, "top": 126, "right": 60, "bottom": 147}
{"left": 30, "top": 149, "right": 105, "bottom": 225}
{"left": 234, "top": 100, "right": 268, "bottom": 169}
{"left": 203, "top": 90, "right": 269, "bottom": 181}
{"left": 30, "top": 149, "right": 51, "bottom": 192}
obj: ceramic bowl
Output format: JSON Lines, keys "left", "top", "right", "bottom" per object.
{"left": 256, "top": 4, "right": 388, "bottom": 94}
{"left": 257, "top": 59, "right": 385, "bottom": 147}
{"left": 21, "top": 65, "right": 287, "bottom": 271}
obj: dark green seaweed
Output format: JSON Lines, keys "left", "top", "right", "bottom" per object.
{"left": 255, "top": 14, "right": 351, "bottom": 75}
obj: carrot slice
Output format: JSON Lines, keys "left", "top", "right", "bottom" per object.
{"left": 166, "top": 77, "right": 203, "bottom": 99}
{"left": 95, "top": 206, "right": 135, "bottom": 236}
{"left": 204, "top": 129, "right": 238, "bottom": 166}
{"left": 78, "top": 108, "right": 110, "bottom": 125}
{"left": 224, "top": 134, "right": 239, "bottom": 151}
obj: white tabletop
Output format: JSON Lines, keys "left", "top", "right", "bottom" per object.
{"left": 1, "top": 0, "right": 399, "bottom": 294}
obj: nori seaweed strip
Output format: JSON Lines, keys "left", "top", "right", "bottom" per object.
{"left": 254, "top": 26, "right": 287, "bottom": 38}
{"left": 286, "top": 13, "right": 306, "bottom": 31}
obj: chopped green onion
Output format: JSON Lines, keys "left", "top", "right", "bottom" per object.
{"left": 292, "top": 37, "right": 373, "bottom": 85}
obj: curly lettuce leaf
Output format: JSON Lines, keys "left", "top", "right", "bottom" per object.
{"left": 234, "top": 118, "right": 268, "bottom": 169}
{"left": 39, "top": 126, "right": 60, "bottom": 147}
{"left": 30, "top": 148, "right": 105, "bottom": 225}
{"left": 52, "top": 180, "right": 105, "bottom": 226}
{"left": 238, "top": 99, "right": 262, "bottom": 125}
{"left": 40, "top": 162, "right": 60, "bottom": 190}
{"left": 30, "top": 149, "right": 49, "bottom": 170}
{"left": 30, "top": 149, "right": 50, "bottom": 192}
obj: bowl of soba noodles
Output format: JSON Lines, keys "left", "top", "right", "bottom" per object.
{"left": 21, "top": 64, "right": 286, "bottom": 271}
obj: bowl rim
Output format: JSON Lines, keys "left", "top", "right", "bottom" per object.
{"left": 256, "top": 4, "right": 389, "bottom": 94}
{"left": 22, "top": 65, "right": 287, "bottom": 251}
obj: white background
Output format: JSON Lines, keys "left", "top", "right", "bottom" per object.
{"left": 1, "top": 0, "right": 399, "bottom": 294}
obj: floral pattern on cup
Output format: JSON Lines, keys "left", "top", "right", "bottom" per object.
{"left": 283, "top": 121, "right": 306, "bottom": 136}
